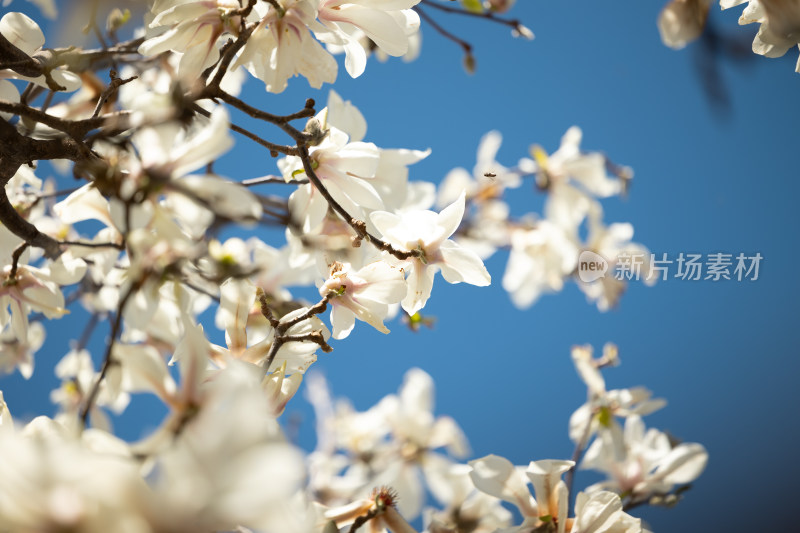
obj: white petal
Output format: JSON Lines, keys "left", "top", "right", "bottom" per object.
{"left": 469, "top": 455, "right": 538, "bottom": 518}
{"left": 438, "top": 239, "right": 491, "bottom": 286}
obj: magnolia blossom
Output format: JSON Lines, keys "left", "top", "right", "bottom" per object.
{"left": 0, "top": 320, "right": 43, "bottom": 379}
{"left": 371, "top": 192, "right": 491, "bottom": 314}
{"left": 234, "top": 0, "right": 338, "bottom": 93}
{"left": 581, "top": 415, "right": 708, "bottom": 504}
{"left": 281, "top": 109, "right": 383, "bottom": 233}
{"left": 319, "top": 260, "right": 407, "bottom": 339}
{"left": 721, "top": 0, "right": 800, "bottom": 71}
{"left": 0, "top": 418, "right": 149, "bottom": 533}
{"left": 503, "top": 222, "right": 580, "bottom": 308}
{"left": 423, "top": 463, "right": 512, "bottom": 533}
{"left": 316, "top": 0, "right": 422, "bottom": 78}
{"left": 0, "top": 11, "right": 80, "bottom": 116}
{"left": 469, "top": 454, "right": 643, "bottom": 533}
{"left": 139, "top": 0, "right": 243, "bottom": 81}
{"left": 569, "top": 344, "right": 666, "bottom": 451}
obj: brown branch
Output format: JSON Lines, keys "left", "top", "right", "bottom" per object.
{"left": 414, "top": 6, "right": 472, "bottom": 55}
{"left": 79, "top": 279, "right": 142, "bottom": 427}
{"left": 420, "top": 0, "right": 527, "bottom": 33}
{"left": 0, "top": 99, "right": 128, "bottom": 138}
{"left": 205, "top": 88, "right": 315, "bottom": 140}
{"left": 91, "top": 70, "right": 137, "bottom": 118}
{"left": 7, "top": 243, "right": 29, "bottom": 282}
{"left": 298, "top": 145, "right": 421, "bottom": 261}
{"left": 190, "top": 103, "right": 300, "bottom": 156}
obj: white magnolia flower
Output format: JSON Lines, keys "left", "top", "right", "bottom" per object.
{"left": 569, "top": 344, "right": 666, "bottom": 452}
{"left": 320, "top": 260, "right": 407, "bottom": 339}
{"left": 0, "top": 417, "right": 148, "bottom": 533}
{"left": 502, "top": 222, "right": 580, "bottom": 309}
{"left": 469, "top": 454, "right": 643, "bottom": 533}
{"left": 721, "top": 0, "right": 800, "bottom": 71}
{"left": 210, "top": 278, "right": 329, "bottom": 373}
{"left": 581, "top": 415, "right": 708, "bottom": 504}
{"left": 139, "top": 0, "right": 243, "bottom": 81}
{"left": 0, "top": 259, "right": 78, "bottom": 344}
{"left": 578, "top": 207, "right": 655, "bottom": 311}
{"left": 437, "top": 130, "right": 522, "bottom": 209}
{"left": 234, "top": 0, "right": 338, "bottom": 93}
{"left": 370, "top": 191, "right": 491, "bottom": 314}
{"left": 0, "top": 320, "right": 44, "bottom": 379}
{"left": 0, "top": 11, "right": 80, "bottom": 114}
{"left": 316, "top": 0, "right": 422, "bottom": 78}
{"left": 423, "top": 463, "right": 512, "bottom": 533}
{"left": 376, "top": 368, "right": 470, "bottom": 518}
{"left": 282, "top": 109, "right": 383, "bottom": 233}
{"left": 520, "top": 127, "right": 630, "bottom": 234}
{"left": 142, "top": 364, "right": 306, "bottom": 533}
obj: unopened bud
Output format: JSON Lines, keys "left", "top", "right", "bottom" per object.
{"left": 304, "top": 118, "right": 328, "bottom": 146}
{"left": 463, "top": 53, "right": 476, "bottom": 75}
{"left": 106, "top": 8, "right": 131, "bottom": 32}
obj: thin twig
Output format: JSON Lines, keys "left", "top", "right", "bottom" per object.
{"left": 415, "top": 7, "right": 472, "bottom": 54}
{"left": 420, "top": 0, "right": 526, "bottom": 32}
{"left": 298, "top": 146, "right": 420, "bottom": 261}
{"left": 91, "top": 70, "right": 138, "bottom": 118}
{"left": 79, "top": 279, "right": 142, "bottom": 427}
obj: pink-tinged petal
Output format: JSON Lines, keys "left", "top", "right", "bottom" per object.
{"left": 178, "top": 26, "right": 221, "bottom": 80}
{"left": 469, "top": 455, "right": 538, "bottom": 518}
{"left": 438, "top": 240, "right": 491, "bottom": 286}
{"left": 0, "top": 12, "right": 45, "bottom": 55}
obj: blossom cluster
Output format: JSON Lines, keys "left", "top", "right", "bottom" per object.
{"left": 0, "top": 1, "right": 706, "bottom": 532}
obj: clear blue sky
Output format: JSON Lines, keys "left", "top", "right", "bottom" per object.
{"left": 3, "top": 1, "right": 799, "bottom": 532}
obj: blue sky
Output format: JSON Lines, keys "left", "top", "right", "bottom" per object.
{"left": 3, "top": 1, "right": 799, "bottom": 532}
